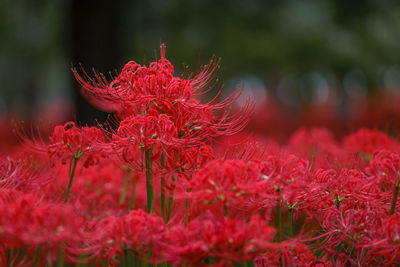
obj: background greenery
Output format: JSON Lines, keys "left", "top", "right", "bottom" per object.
{"left": 1, "top": 0, "right": 400, "bottom": 124}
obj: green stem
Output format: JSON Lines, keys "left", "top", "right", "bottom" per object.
{"left": 145, "top": 148, "right": 154, "bottom": 213}
{"left": 56, "top": 247, "right": 64, "bottom": 267}
{"left": 390, "top": 181, "right": 400, "bottom": 216}
{"left": 288, "top": 208, "right": 293, "bottom": 237}
{"left": 161, "top": 175, "right": 166, "bottom": 221}
{"left": 122, "top": 247, "right": 128, "bottom": 267}
{"left": 130, "top": 175, "right": 137, "bottom": 211}
{"left": 101, "top": 257, "right": 108, "bottom": 267}
{"left": 64, "top": 156, "right": 79, "bottom": 203}
{"left": 76, "top": 254, "right": 88, "bottom": 267}
{"left": 223, "top": 204, "right": 229, "bottom": 217}
{"left": 274, "top": 198, "right": 282, "bottom": 242}
{"left": 184, "top": 175, "right": 192, "bottom": 226}
{"left": 167, "top": 176, "right": 175, "bottom": 223}
{"left": 7, "top": 248, "right": 14, "bottom": 267}
{"left": 120, "top": 168, "right": 131, "bottom": 205}
{"left": 160, "top": 152, "right": 166, "bottom": 221}
{"left": 33, "top": 245, "right": 42, "bottom": 267}
{"left": 276, "top": 200, "right": 281, "bottom": 228}
{"left": 185, "top": 195, "right": 189, "bottom": 226}
{"left": 134, "top": 256, "right": 141, "bottom": 266}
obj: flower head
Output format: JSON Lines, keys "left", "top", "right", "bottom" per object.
{"left": 73, "top": 45, "right": 252, "bottom": 145}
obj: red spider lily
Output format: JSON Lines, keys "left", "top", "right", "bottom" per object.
{"left": 365, "top": 215, "right": 400, "bottom": 265}
{"left": 320, "top": 207, "right": 382, "bottom": 247}
{"left": 367, "top": 150, "right": 400, "bottom": 177}
{"left": 343, "top": 128, "right": 397, "bottom": 158}
{"left": 17, "top": 121, "right": 108, "bottom": 167}
{"left": 255, "top": 154, "right": 309, "bottom": 209}
{"left": 302, "top": 205, "right": 384, "bottom": 266}
{"left": 258, "top": 154, "right": 309, "bottom": 187}
{"left": 73, "top": 45, "right": 252, "bottom": 143}
{"left": 0, "top": 189, "right": 86, "bottom": 265}
{"left": 0, "top": 157, "right": 49, "bottom": 190}
{"left": 366, "top": 150, "right": 400, "bottom": 190}
{"left": 73, "top": 44, "right": 219, "bottom": 115}
{"left": 255, "top": 242, "right": 328, "bottom": 267}
{"left": 293, "top": 167, "right": 386, "bottom": 219}
{"left": 162, "top": 211, "right": 276, "bottom": 265}
{"left": 16, "top": 121, "right": 112, "bottom": 202}
{"left": 186, "top": 159, "right": 266, "bottom": 213}
{"left": 383, "top": 215, "right": 400, "bottom": 245}
{"left": 214, "top": 133, "right": 282, "bottom": 163}
{"left": 113, "top": 110, "right": 177, "bottom": 161}
{"left": 73, "top": 44, "right": 199, "bottom": 114}
{"left": 288, "top": 127, "right": 341, "bottom": 170}
{"left": 55, "top": 159, "right": 136, "bottom": 217}
{"left": 365, "top": 150, "right": 400, "bottom": 216}
{"left": 164, "top": 143, "right": 214, "bottom": 175}
{"left": 78, "top": 210, "right": 167, "bottom": 265}
{"left": 49, "top": 122, "right": 108, "bottom": 166}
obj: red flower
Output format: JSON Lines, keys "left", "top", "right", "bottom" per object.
{"left": 256, "top": 242, "right": 324, "bottom": 267}
{"left": 163, "top": 212, "right": 275, "bottom": 265}
{"left": 288, "top": 127, "right": 340, "bottom": 169}
{"left": 113, "top": 110, "right": 177, "bottom": 153}
{"left": 187, "top": 159, "right": 266, "bottom": 212}
{"left": 82, "top": 210, "right": 167, "bottom": 265}
{"left": 343, "top": 128, "right": 396, "bottom": 156}
{"left": 0, "top": 189, "right": 85, "bottom": 265}
{"left": 366, "top": 150, "right": 400, "bottom": 192}
{"left": 73, "top": 45, "right": 251, "bottom": 143}
{"left": 18, "top": 121, "right": 108, "bottom": 167}
{"left": 0, "top": 157, "right": 49, "bottom": 190}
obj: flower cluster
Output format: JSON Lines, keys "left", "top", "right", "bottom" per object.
{"left": 3, "top": 46, "right": 400, "bottom": 266}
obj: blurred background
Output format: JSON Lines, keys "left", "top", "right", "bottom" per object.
{"left": 2, "top": 0, "right": 400, "bottom": 142}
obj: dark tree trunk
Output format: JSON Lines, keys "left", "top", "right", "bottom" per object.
{"left": 68, "top": 0, "right": 123, "bottom": 125}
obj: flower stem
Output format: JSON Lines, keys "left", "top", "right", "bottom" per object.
{"left": 223, "top": 204, "right": 229, "bottom": 217}
{"left": 276, "top": 200, "right": 281, "bottom": 233}
{"left": 161, "top": 175, "right": 166, "bottom": 221}
{"left": 7, "top": 248, "right": 14, "bottom": 267}
{"left": 167, "top": 176, "right": 175, "bottom": 223}
{"left": 160, "top": 152, "right": 166, "bottom": 221}
{"left": 130, "top": 174, "right": 137, "bottom": 211}
{"left": 145, "top": 148, "right": 154, "bottom": 213}
{"left": 184, "top": 175, "right": 192, "bottom": 226}
{"left": 288, "top": 208, "right": 293, "bottom": 237}
{"left": 33, "top": 244, "right": 42, "bottom": 267}
{"left": 273, "top": 190, "right": 282, "bottom": 242}
{"left": 56, "top": 247, "right": 64, "bottom": 267}
{"left": 185, "top": 191, "right": 189, "bottom": 226}
{"left": 76, "top": 254, "right": 88, "bottom": 267}
{"left": 390, "top": 181, "right": 400, "bottom": 216}
{"left": 64, "top": 156, "right": 79, "bottom": 203}
{"left": 120, "top": 168, "right": 131, "bottom": 205}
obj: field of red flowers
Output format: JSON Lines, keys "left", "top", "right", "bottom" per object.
{"left": 1, "top": 45, "right": 400, "bottom": 266}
